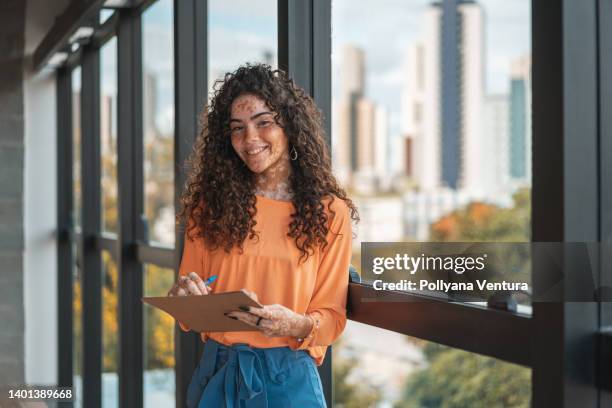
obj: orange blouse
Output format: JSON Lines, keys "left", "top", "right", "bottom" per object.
{"left": 177, "top": 194, "right": 352, "bottom": 366}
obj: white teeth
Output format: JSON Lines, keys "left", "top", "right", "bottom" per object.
{"left": 246, "top": 146, "right": 267, "bottom": 155}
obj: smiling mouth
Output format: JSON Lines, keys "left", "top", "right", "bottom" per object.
{"left": 245, "top": 146, "right": 269, "bottom": 156}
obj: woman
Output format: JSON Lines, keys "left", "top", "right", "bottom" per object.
{"left": 168, "top": 63, "right": 359, "bottom": 407}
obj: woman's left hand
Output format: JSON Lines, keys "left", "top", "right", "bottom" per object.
{"left": 226, "top": 304, "right": 313, "bottom": 338}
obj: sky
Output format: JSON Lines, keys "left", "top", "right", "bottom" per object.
{"left": 96, "top": 0, "right": 531, "bottom": 138}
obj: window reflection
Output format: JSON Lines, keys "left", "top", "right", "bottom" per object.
{"left": 143, "top": 0, "right": 175, "bottom": 247}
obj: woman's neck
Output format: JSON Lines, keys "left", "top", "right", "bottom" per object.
{"left": 253, "top": 155, "right": 293, "bottom": 201}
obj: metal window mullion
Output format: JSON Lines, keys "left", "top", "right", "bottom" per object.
{"left": 136, "top": 243, "right": 174, "bottom": 269}
{"left": 278, "top": 1, "right": 333, "bottom": 405}
{"left": 173, "top": 1, "right": 207, "bottom": 406}
{"left": 80, "top": 42, "right": 103, "bottom": 408}
{"left": 57, "top": 66, "right": 74, "bottom": 388}
{"left": 312, "top": 0, "right": 332, "bottom": 148}
{"left": 532, "top": 0, "right": 600, "bottom": 406}
{"left": 117, "top": 8, "right": 144, "bottom": 408}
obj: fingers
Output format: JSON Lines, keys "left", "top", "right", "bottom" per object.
{"left": 178, "top": 275, "right": 202, "bottom": 295}
{"left": 188, "top": 272, "right": 209, "bottom": 295}
{"left": 242, "top": 305, "right": 272, "bottom": 319}
{"left": 226, "top": 311, "right": 261, "bottom": 328}
{"left": 167, "top": 283, "right": 187, "bottom": 297}
{"left": 169, "top": 272, "right": 212, "bottom": 297}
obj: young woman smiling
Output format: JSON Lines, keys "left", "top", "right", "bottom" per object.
{"left": 167, "top": 64, "right": 359, "bottom": 407}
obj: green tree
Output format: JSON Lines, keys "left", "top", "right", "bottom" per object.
{"left": 395, "top": 343, "right": 530, "bottom": 408}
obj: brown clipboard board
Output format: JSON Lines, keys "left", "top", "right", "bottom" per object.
{"left": 142, "top": 289, "right": 263, "bottom": 332}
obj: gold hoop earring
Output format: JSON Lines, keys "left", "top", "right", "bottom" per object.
{"left": 290, "top": 146, "right": 298, "bottom": 161}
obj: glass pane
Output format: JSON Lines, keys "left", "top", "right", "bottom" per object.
{"left": 72, "top": 67, "right": 82, "bottom": 229}
{"left": 101, "top": 37, "right": 118, "bottom": 234}
{"left": 102, "top": 250, "right": 119, "bottom": 407}
{"left": 332, "top": 1, "right": 532, "bottom": 405}
{"left": 72, "top": 66, "right": 83, "bottom": 408}
{"left": 143, "top": 0, "right": 175, "bottom": 246}
{"left": 143, "top": 264, "right": 176, "bottom": 407}
{"left": 333, "top": 321, "right": 531, "bottom": 407}
{"left": 208, "top": 0, "right": 277, "bottom": 92}
{"left": 100, "top": 9, "right": 114, "bottom": 25}
{"left": 332, "top": 0, "right": 531, "bottom": 303}
{"left": 73, "top": 242, "right": 83, "bottom": 408}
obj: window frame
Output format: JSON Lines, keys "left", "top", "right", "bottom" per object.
{"left": 54, "top": 0, "right": 612, "bottom": 406}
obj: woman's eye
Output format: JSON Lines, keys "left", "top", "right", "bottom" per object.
{"left": 230, "top": 126, "right": 243, "bottom": 133}
{"left": 258, "top": 121, "right": 271, "bottom": 127}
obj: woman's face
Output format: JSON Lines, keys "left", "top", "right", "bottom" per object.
{"left": 229, "top": 93, "right": 289, "bottom": 175}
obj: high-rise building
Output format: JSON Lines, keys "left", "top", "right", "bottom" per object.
{"left": 509, "top": 54, "right": 532, "bottom": 185}
{"left": 333, "top": 45, "right": 366, "bottom": 187}
{"left": 403, "top": 0, "right": 484, "bottom": 191}
{"left": 482, "top": 94, "right": 510, "bottom": 191}
{"left": 340, "top": 44, "right": 365, "bottom": 98}
{"left": 144, "top": 70, "right": 159, "bottom": 137}
{"left": 403, "top": 37, "right": 439, "bottom": 190}
{"left": 335, "top": 44, "right": 392, "bottom": 192}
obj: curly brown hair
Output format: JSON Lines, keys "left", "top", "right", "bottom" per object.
{"left": 176, "top": 63, "right": 359, "bottom": 263}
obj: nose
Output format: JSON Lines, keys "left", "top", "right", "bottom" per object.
{"left": 244, "top": 123, "right": 260, "bottom": 143}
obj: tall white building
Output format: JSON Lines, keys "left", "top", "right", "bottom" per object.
{"left": 458, "top": 1, "right": 485, "bottom": 191}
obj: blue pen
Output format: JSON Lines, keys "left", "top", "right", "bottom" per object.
{"left": 204, "top": 275, "right": 217, "bottom": 287}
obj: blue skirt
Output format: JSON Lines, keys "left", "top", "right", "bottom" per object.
{"left": 186, "top": 339, "right": 327, "bottom": 408}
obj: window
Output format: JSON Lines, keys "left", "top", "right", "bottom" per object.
{"left": 73, "top": 67, "right": 82, "bottom": 229}
{"left": 333, "top": 322, "right": 530, "bottom": 407}
{"left": 71, "top": 66, "right": 83, "bottom": 408}
{"left": 143, "top": 0, "right": 175, "bottom": 247}
{"left": 143, "top": 264, "right": 176, "bottom": 407}
{"left": 102, "top": 250, "right": 119, "bottom": 407}
{"left": 332, "top": 0, "right": 532, "bottom": 404}
{"left": 208, "top": 0, "right": 277, "bottom": 93}
{"left": 100, "top": 38, "right": 118, "bottom": 235}
{"left": 55, "top": 1, "right": 608, "bottom": 407}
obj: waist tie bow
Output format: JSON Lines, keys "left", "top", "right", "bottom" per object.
{"left": 191, "top": 340, "right": 269, "bottom": 408}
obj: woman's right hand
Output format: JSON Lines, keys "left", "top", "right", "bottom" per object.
{"left": 167, "top": 272, "right": 211, "bottom": 296}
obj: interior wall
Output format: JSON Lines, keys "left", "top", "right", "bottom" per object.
{"left": 22, "top": 0, "right": 72, "bottom": 386}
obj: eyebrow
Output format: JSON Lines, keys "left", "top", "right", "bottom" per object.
{"left": 229, "top": 111, "right": 273, "bottom": 123}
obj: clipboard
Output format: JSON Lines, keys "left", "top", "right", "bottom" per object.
{"left": 142, "top": 289, "right": 264, "bottom": 332}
